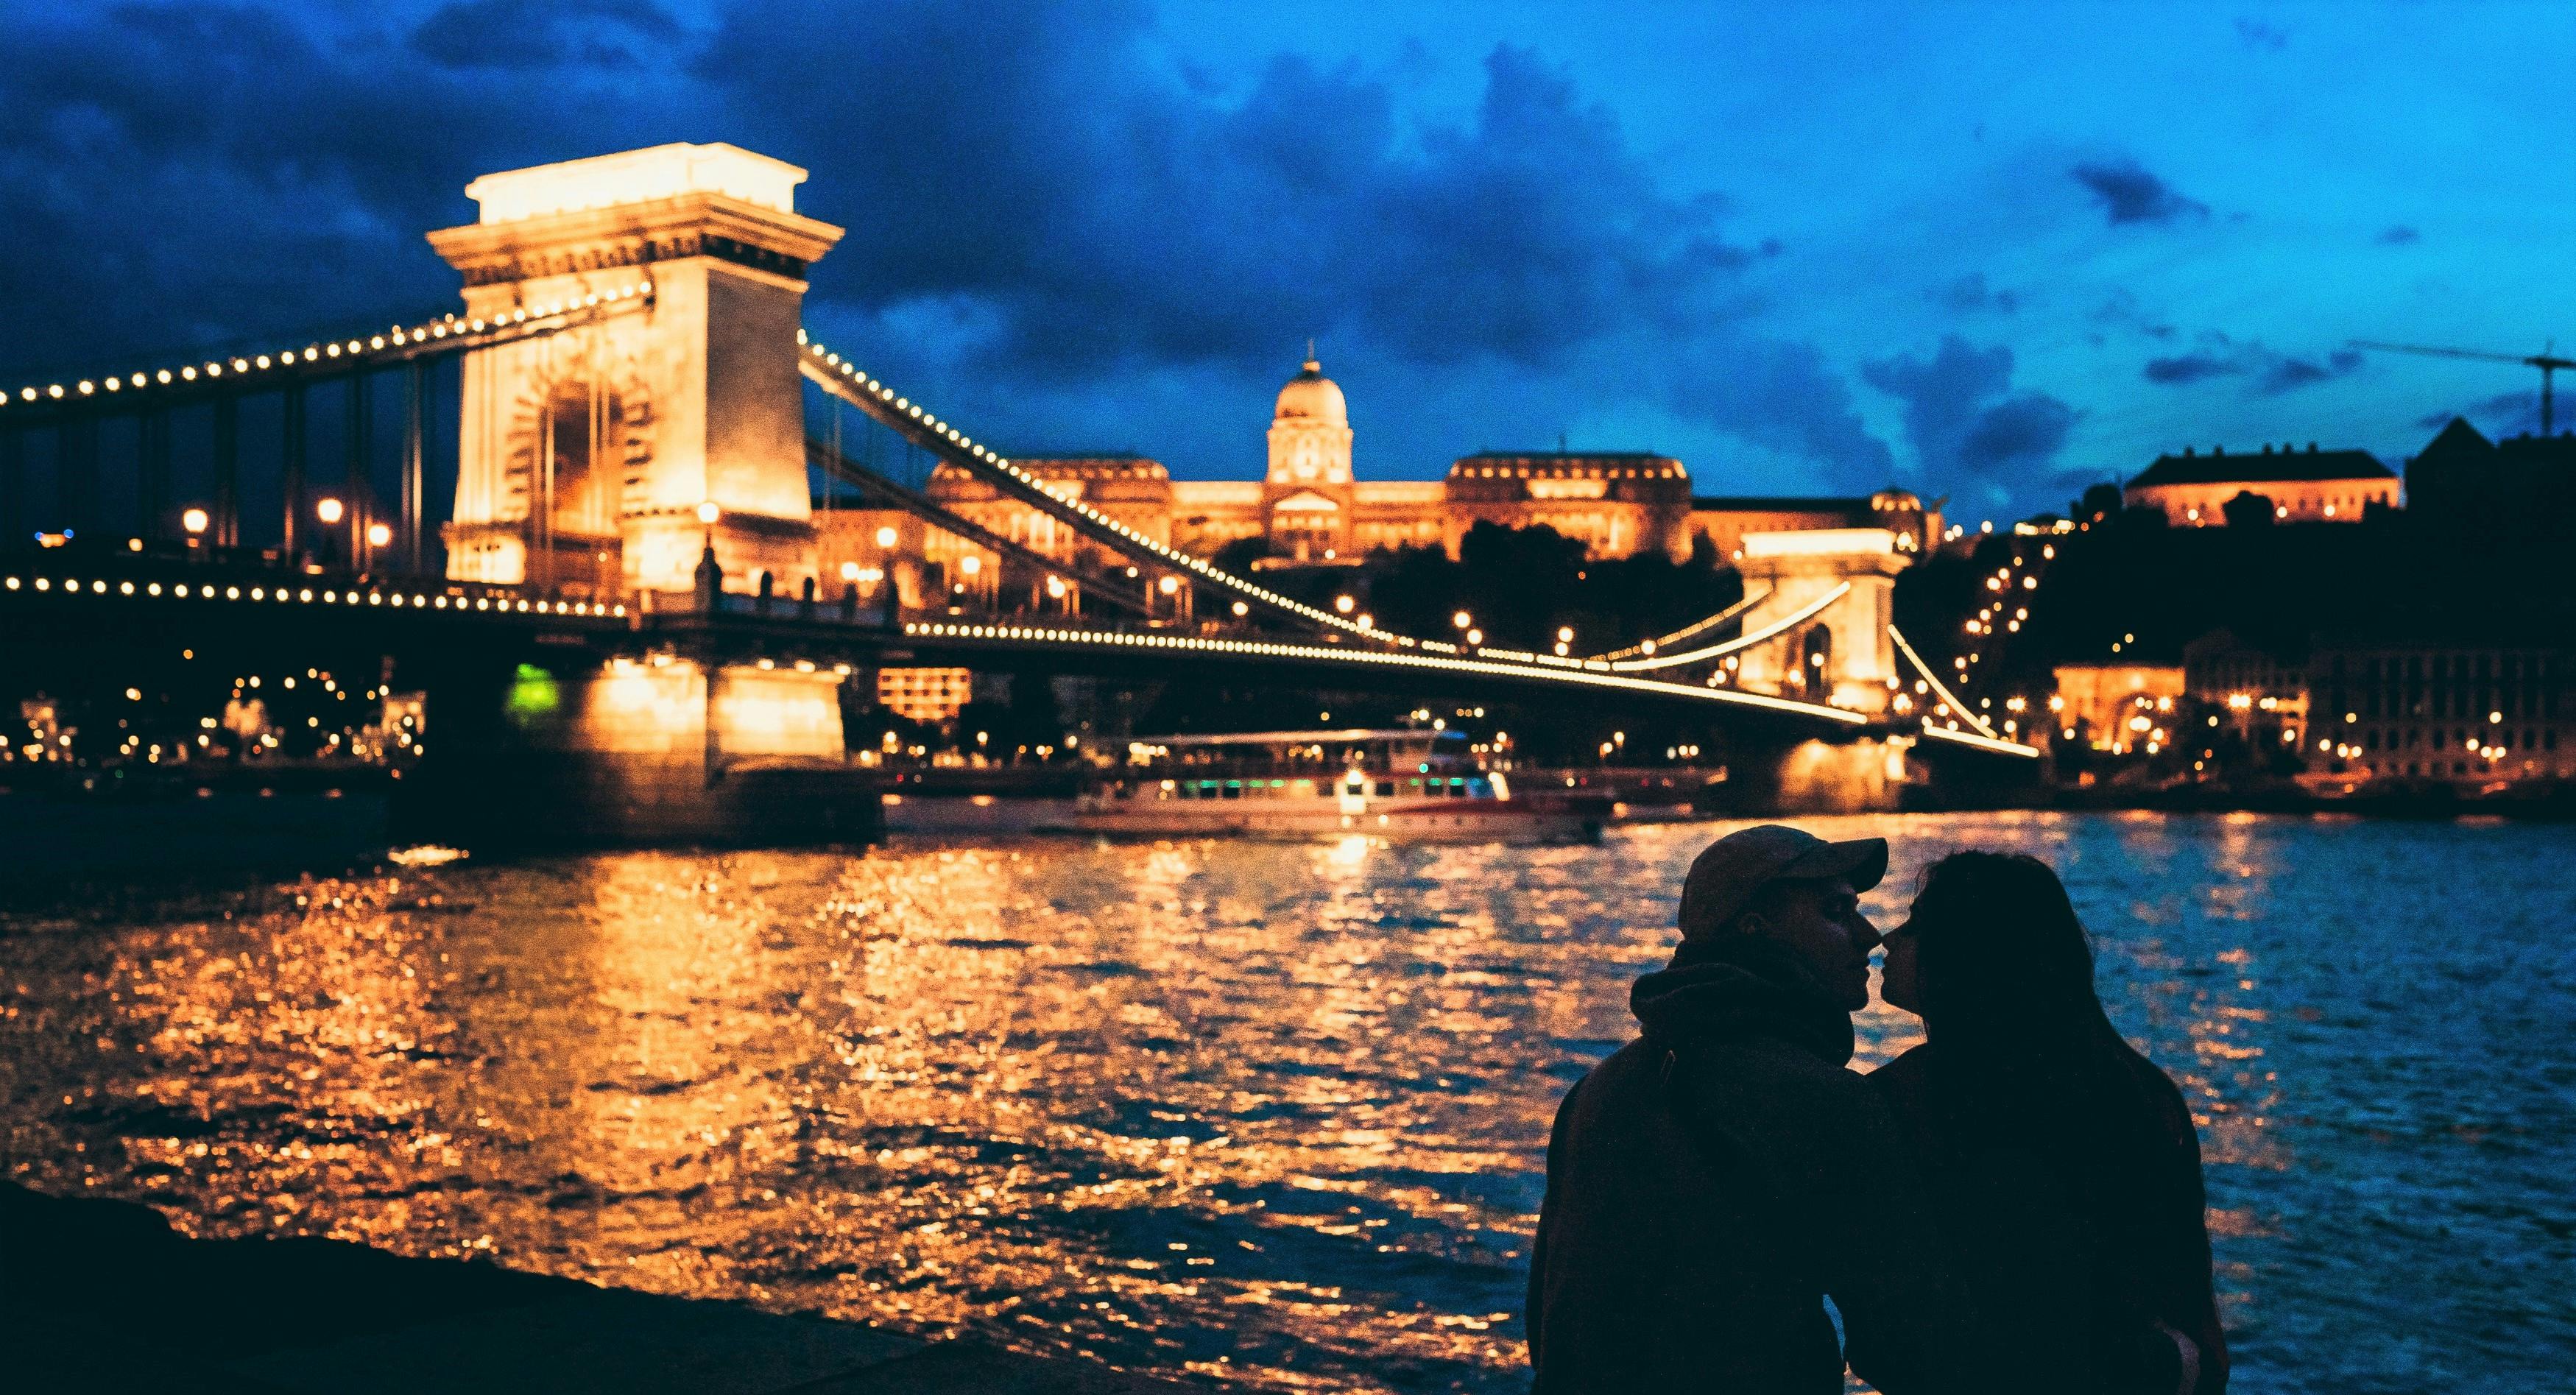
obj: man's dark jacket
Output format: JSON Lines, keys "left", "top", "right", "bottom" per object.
{"left": 1525, "top": 935, "right": 1981, "bottom": 1394}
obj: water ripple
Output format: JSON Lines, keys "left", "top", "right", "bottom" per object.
{"left": 1, "top": 813, "right": 2571, "bottom": 1391}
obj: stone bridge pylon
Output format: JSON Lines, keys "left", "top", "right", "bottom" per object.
{"left": 1731, "top": 526, "right": 1905, "bottom": 713}
{"left": 427, "top": 142, "right": 842, "bottom": 599}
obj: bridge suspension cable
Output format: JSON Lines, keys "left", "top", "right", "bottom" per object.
{"left": 1586, "top": 589, "right": 1768, "bottom": 663}
{"left": 902, "top": 618, "right": 1875, "bottom": 723}
{"left": 1609, "top": 584, "right": 1849, "bottom": 673}
{"left": 0, "top": 282, "right": 656, "bottom": 425}
{"left": 1888, "top": 622, "right": 2002, "bottom": 741}
{"left": 806, "top": 437, "right": 1157, "bottom": 618}
{"left": 797, "top": 333, "right": 1437, "bottom": 648}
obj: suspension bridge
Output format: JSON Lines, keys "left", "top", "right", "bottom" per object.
{"left": 0, "top": 143, "right": 2033, "bottom": 843}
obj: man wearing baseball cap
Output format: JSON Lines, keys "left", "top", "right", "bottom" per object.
{"left": 1525, "top": 824, "right": 1983, "bottom": 1393}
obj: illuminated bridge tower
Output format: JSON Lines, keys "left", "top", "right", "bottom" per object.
{"left": 1721, "top": 528, "right": 1911, "bottom": 812}
{"left": 427, "top": 143, "right": 844, "bottom": 597}
{"left": 1732, "top": 528, "right": 1904, "bottom": 713}
{"left": 398, "top": 145, "right": 869, "bottom": 847}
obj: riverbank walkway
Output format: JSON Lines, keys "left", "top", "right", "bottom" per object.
{"left": 2, "top": 1182, "right": 1190, "bottom": 1393}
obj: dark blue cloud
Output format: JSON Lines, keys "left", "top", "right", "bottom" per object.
{"left": 2070, "top": 159, "right": 2209, "bottom": 225}
{"left": 1935, "top": 273, "right": 2018, "bottom": 315}
{"left": 2419, "top": 389, "right": 2538, "bottom": 434}
{"left": 2234, "top": 18, "right": 2289, "bottom": 52}
{"left": 1861, "top": 335, "right": 2075, "bottom": 500}
{"left": 0, "top": 0, "right": 1905, "bottom": 485}
{"left": 410, "top": 0, "right": 682, "bottom": 71}
{"left": 2143, "top": 333, "right": 2359, "bottom": 393}
{"left": 2144, "top": 351, "right": 2240, "bottom": 384}
{"left": 2259, "top": 348, "right": 2363, "bottom": 394}
{"left": 685, "top": 1, "right": 1898, "bottom": 479}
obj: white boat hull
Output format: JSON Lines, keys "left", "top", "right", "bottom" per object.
{"left": 1041, "top": 798, "right": 1599, "bottom": 845}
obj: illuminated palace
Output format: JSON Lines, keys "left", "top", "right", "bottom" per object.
{"left": 826, "top": 355, "right": 1936, "bottom": 601}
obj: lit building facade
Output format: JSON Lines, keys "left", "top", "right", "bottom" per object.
{"left": 2125, "top": 442, "right": 2399, "bottom": 526}
{"left": 2310, "top": 641, "right": 2572, "bottom": 784}
{"left": 914, "top": 354, "right": 1931, "bottom": 569}
{"left": 1688, "top": 492, "right": 1941, "bottom": 561}
{"left": 2051, "top": 663, "right": 2186, "bottom": 752}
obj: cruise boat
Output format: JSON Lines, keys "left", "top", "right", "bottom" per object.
{"left": 1047, "top": 728, "right": 1602, "bottom": 844}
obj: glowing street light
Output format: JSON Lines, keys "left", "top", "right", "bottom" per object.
{"left": 696, "top": 501, "right": 721, "bottom": 526}
{"left": 181, "top": 507, "right": 209, "bottom": 540}
{"left": 1157, "top": 575, "right": 1181, "bottom": 596}
{"left": 875, "top": 525, "right": 899, "bottom": 548}
{"left": 959, "top": 554, "right": 982, "bottom": 577}
{"left": 1334, "top": 594, "right": 1355, "bottom": 614}
{"left": 1556, "top": 626, "right": 1575, "bottom": 643}
{"left": 365, "top": 523, "right": 392, "bottom": 548}
{"left": 841, "top": 561, "right": 861, "bottom": 582}
{"left": 1465, "top": 628, "right": 1483, "bottom": 646}
{"left": 1452, "top": 610, "right": 1472, "bottom": 630}
{"left": 315, "top": 497, "right": 345, "bottom": 525}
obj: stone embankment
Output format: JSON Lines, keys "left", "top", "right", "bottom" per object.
{"left": 1, "top": 1182, "right": 1193, "bottom": 1393}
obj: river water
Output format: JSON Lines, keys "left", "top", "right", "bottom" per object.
{"left": 1, "top": 813, "right": 2569, "bottom": 1392}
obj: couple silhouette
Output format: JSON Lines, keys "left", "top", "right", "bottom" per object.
{"left": 1528, "top": 825, "right": 2226, "bottom": 1394}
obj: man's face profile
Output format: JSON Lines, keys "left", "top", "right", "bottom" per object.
{"left": 1743, "top": 877, "right": 1880, "bottom": 1011}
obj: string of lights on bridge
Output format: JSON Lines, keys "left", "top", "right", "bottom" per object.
{"left": 1584, "top": 590, "right": 1767, "bottom": 663}
{"left": 791, "top": 331, "right": 2039, "bottom": 757}
{"left": 0, "top": 281, "right": 656, "bottom": 413}
{"left": 1, "top": 305, "right": 2039, "bottom": 762}
{"left": 0, "top": 571, "right": 625, "bottom": 618}
{"left": 900, "top": 618, "right": 1880, "bottom": 722}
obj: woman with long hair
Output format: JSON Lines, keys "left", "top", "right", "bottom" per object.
{"left": 1874, "top": 851, "right": 2229, "bottom": 1394}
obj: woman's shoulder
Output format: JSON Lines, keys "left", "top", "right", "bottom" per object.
{"left": 2120, "top": 1049, "right": 2198, "bottom": 1143}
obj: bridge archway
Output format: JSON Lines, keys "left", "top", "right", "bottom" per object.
{"left": 428, "top": 143, "right": 843, "bottom": 597}
{"left": 1732, "top": 528, "right": 1905, "bottom": 714}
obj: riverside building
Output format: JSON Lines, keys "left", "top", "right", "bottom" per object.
{"left": 2123, "top": 442, "right": 2400, "bottom": 526}
{"left": 827, "top": 354, "right": 1938, "bottom": 588}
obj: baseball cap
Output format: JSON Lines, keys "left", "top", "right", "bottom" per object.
{"left": 1676, "top": 824, "right": 1888, "bottom": 939}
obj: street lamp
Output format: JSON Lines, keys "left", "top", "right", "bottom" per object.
{"left": 1335, "top": 594, "right": 1355, "bottom": 614}
{"left": 1453, "top": 610, "right": 1472, "bottom": 630}
{"left": 365, "top": 523, "right": 392, "bottom": 549}
{"left": 181, "top": 508, "right": 209, "bottom": 548}
{"left": 1157, "top": 575, "right": 1180, "bottom": 596}
{"left": 875, "top": 525, "right": 898, "bottom": 548}
{"left": 316, "top": 497, "right": 345, "bottom": 526}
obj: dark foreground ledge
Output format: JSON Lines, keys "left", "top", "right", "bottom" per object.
{"left": 1, "top": 1183, "right": 1193, "bottom": 1394}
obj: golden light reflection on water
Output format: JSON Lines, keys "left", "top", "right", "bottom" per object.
{"left": 12, "top": 812, "right": 2556, "bottom": 1392}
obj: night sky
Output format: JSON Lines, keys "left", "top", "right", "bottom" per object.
{"left": 4, "top": 1, "right": 2569, "bottom": 520}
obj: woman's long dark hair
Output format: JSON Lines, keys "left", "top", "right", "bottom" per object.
{"left": 1910, "top": 850, "right": 2159, "bottom": 1126}
{"left": 1908, "top": 850, "right": 2225, "bottom": 1390}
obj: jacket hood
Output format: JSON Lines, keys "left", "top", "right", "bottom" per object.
{"left": 1630, "top": 933, "right": 1856, "bottom": 1066}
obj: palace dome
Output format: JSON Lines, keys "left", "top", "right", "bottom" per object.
{"left": 1273, "top": 356, "right": 1347, "bottom": 427}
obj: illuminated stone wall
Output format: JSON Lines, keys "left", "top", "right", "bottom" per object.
{"left": 429, "top": 143, "right": 844, "bottom": 596}
{"left": 1732, "top": 528, "right": 1905, "bottom": 713}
